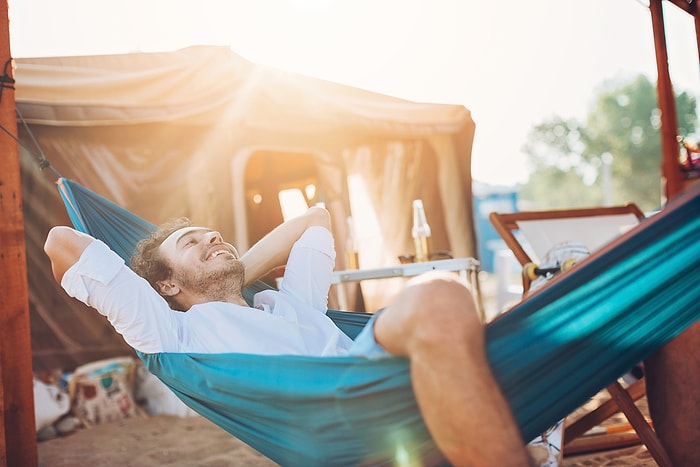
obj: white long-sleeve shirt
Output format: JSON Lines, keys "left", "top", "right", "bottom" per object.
{"left": 61, "top": 226, "right": 354, "bottom": 356}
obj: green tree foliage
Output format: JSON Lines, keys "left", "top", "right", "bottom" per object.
{"left": 520, "top": 75, "right": 697, "bottom": 212}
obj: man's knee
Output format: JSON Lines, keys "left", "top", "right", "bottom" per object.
{"left": 373, "top": 271, "right": 482, "bottom": 356}
{"left": 399, "top": 272, "right": 480, "bottom": 339}
{"left": 405, "top": 271, "right": 475, "bottom": 312}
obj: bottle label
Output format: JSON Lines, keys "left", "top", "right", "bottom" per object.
{"left": 414, "top": 236, "right": 430, "bottom": 262}
{"left": 345, "top": 251, "right": 359, "bottom": 269}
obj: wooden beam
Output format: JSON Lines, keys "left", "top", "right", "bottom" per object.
{"left": 666, "top": 0, "right": 699, "bottom": 19}
{"left": 666, "top": 0, "right": 700, "bottom": 79}
{"left": 0, "top": 358, "right": 5, "bottom": 466}
{"left": 650, "top": 0, "right": 684, "bottom": 200}
{"left": 0, "top": 0, "right": 38, "bottom": 465}
{"left": 563, "top": 379, "right": 647, "bottom": 444}
{"left": 564, "top": 432, "right": 643, "bottom": 456}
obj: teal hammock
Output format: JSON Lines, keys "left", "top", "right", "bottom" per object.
{"left": 57, "top": 178, "right": 700, "bottom": 466}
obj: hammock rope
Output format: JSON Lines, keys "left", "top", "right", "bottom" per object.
{"left": 1, "top": 107, "right": 63, "bottom": 179}
{"left": 56, "top": 177, "right": 700, "bottom": 466}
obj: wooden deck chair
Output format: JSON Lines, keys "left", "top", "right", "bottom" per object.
{"left": 489, "top": 204, "right": 672, "bottom": 465}
{"left": 489, "top": 204, "right": 645, "bottom": 293}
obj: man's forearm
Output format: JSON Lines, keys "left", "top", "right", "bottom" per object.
{"left": 241, "top": 207, "right": 331, "bottom": 286}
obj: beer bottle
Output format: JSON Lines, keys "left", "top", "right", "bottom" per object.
{"left": 345, "top": 216, "right": 359, "bottom": 269}
{"left": 412, "top": 199, "right": 431, "bottom": 262}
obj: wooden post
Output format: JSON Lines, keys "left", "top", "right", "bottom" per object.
{"left": 0, "top": 0, "right": 38, "bottom": 465}
{"left": 649, "top": 0, "right": 683, "bottom": 201}
{"left": 645, "top": 2, "right": 700, "bottom": 466}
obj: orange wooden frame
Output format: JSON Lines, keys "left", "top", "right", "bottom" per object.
{"left": 489, "top": 204, "right": 645, "bottom": 267}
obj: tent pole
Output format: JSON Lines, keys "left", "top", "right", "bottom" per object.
{"left": 0, "top": 0, "right": 38, "bottom": 465}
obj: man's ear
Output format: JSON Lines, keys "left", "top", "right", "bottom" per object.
{"left": 156, "top": 280, "right": 180, "bottom": 297}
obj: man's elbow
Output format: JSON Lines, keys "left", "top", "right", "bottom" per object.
{"left": 305, "top": 206, "right": 331, "bottom": 230}
{"left": 44, "top": 226, "right": 73, "bottom": 257}
{"left": 44, "top": 226, "right": 92, "bottom": 282}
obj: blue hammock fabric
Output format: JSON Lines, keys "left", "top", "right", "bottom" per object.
{"left": 57, "top": 179, "right": 157, "bottom": 267}
{"left": 57, "top": 177, "right": 700, "bottom": 466}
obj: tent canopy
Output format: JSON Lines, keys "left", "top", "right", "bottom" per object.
{"left": 15, "top": 45, "right": 478, "bottom": 370}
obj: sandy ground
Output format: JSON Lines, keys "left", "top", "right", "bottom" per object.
{"left": 37, "top": 394, "right": 658, "bottom": 467}
{"left": 37, "top": 411, "right": 656, "bottom": 467}
{"left": 38, "top": 415, "right": 278, "bottom": 467}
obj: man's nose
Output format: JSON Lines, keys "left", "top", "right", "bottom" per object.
{"left": 207, "top": 231, "right": 223, "bottom": 243}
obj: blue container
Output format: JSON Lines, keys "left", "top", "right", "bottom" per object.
{"left": 473, "top": 189, "right": 518, "bottom": 273}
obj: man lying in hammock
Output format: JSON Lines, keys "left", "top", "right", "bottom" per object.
{"left": 44, "top": 206, "right": 531, "bottom": 466}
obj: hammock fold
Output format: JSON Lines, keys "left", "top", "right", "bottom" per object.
{"left": 57, "top": 179, "right": 156, "bottom": 267}
{"left": 57, "top": 177, "right": 700, "bottom": 466}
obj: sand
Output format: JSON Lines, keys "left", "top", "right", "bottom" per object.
{"left": 564, "top": 446, "right": 655, "bottom": 467}
{"left": 38, "top": 415, "right": 278, "bottom": 467}
{"left": 37, "top": 407, "right": 658, "bottom": 467}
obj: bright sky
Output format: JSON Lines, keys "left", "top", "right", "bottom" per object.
{"left": 8, "top": 0, "right": 699, "bottom": 185}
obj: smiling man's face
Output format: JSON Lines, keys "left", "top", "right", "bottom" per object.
{"left": 157, "top": 226, "right": 245, "bottom": 305}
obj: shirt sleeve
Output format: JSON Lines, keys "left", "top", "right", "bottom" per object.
{"left": 277, "top": 226, "right": 335, "bottom": 313}
{"left": 61, "top": 239, "right": 182, "bottom": 354}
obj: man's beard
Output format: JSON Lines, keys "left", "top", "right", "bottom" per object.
{"left": 176, "top": 258, "right": 246, "bottom": 301}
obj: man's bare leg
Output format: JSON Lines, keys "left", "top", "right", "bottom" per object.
{"left": 374, "top": 271, "right": 529, "bottom": 466}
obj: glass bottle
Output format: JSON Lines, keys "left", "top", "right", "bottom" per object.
{"left": 345, "top": 216, "right": 359, "bottom": 269}
{"left": 412, "top": 199, "right": 431, "bottom": 262}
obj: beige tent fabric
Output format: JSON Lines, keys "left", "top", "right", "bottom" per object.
{"left": 15, "top": 45, "right": 477, "bottom": 370}
{"left": 16, "top": 45, "right": 471, "bottom": 132}
{"left": 16, "top": 46, "right": 251, "bottom": 124}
